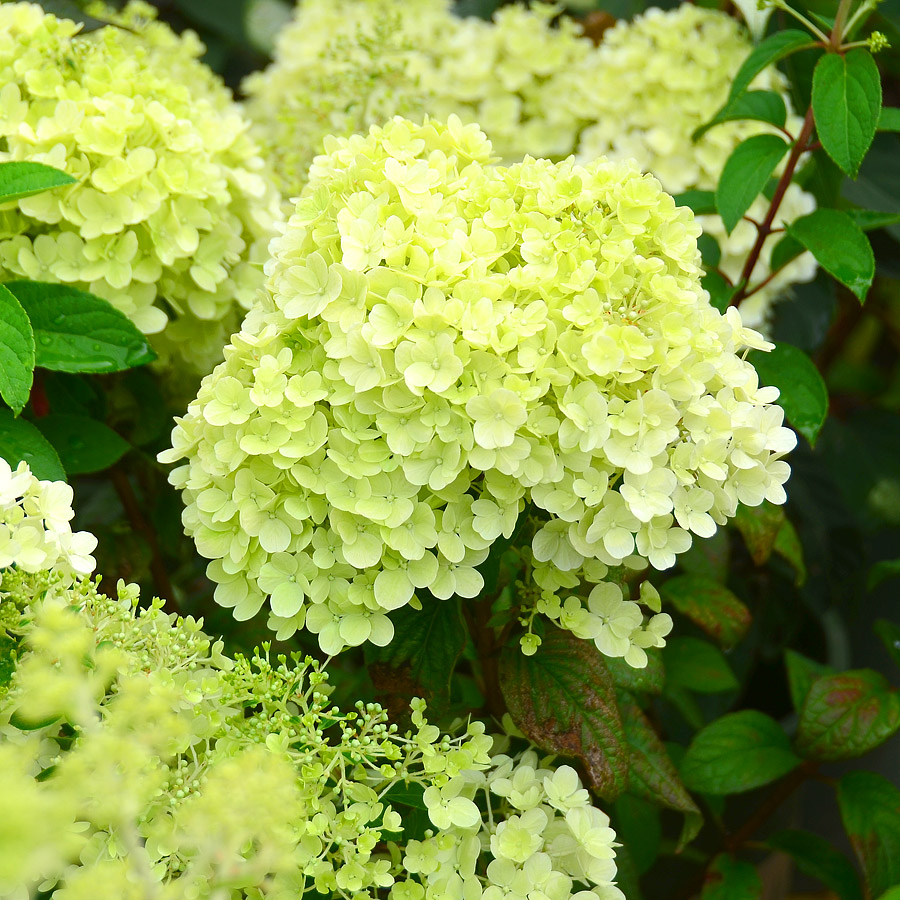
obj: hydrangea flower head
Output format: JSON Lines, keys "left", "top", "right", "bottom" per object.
{"left": 575, "top": 4, "right": 818, "bottom": 327}
{"left": 163, "top": 116, "right": 795, "bottom": 657}
{"left": 0, "top": 458, "right": 96, "bottom": 580}
{"left": 243, "top": 0, "right": 593, "bottom": 200}
{"left": 0, "top": 1, "right": 282, "bottom": 375}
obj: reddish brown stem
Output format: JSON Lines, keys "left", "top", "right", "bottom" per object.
{"left": 731, "top": 107, "right": 816, "bottom": 307}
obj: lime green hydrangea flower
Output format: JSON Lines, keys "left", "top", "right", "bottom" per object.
{"left": 162, "top": 117, "right": 795, "bottom": 659}
{"left": 0, "top": 1, "right": 282, "bottom": 376}
{"left": 575, "top": 5, "right": 818, "bottom": 328}
{"left": 243, "top": 0, "right": 593, "bottom": 200}
{"left": 0, "top": 478, "right": 624, "bottom": 900}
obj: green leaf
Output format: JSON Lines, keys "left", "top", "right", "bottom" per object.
{"left": 726, "top": 31, "right": 818, "bottom": 106}
{"left": 748, "top": 341, "right": 828, "bottom": 445}
{"left": 700, "top": 854, "right": 763, "bottom": 899}
{"left": 33, "top": 415, "right": 130, "bottom": 475}
{"left": 785, "top": 650, "right": 834, "bottom": 712}
{"left": 874, "top": 619, "right": 900, "bottom": 669}
{"left": 716, "top": 134, "right": 789, "bottom": 234}
{"left": 0, "top": 633, "right": 17, "bottom": 692}
{"left": 838, "top": 771, "right": 900, "bottom": 898}
{"left": 36, "top": 1, "right": 117, "bottom": 32}
{"left": 366, "top": 597, "right": 466, "bottom": 710}
{"left": 788, "top": 209, "right": 874, "bottom": 302}
{"left": 679, "top": 528, "right": 730, "bottom": 583}
{"left": 796, "top": 668, "right": 900, "bottom": 761}
{"left": 673, "top": 190, "right": 717, "bottom": 215}
{"left": 694, "top": 90, "right": 787, "bottom": 141}
{"left": 769, "top": 234, "right": 805, "bottom": 272}
{"left": 847, "top": 209, "right": 900, "bottom": 231}
{"left": 500, "top": 628, "right": 629, "bottom": 800}
{"left": 617, "top": 690, "right": 702, "bottom": 846}
{"left": 0, "top": 284, "right": 35, "bottom": 415}
{"left": 660, "top": 576, "right": 751, "bottom": 649}
{"left": 0, "top": 161, "right": 76, "bottom": 205}
{"left": 698, "top": 234, "right": 722, "bottom": 268}
{"left": 612, "top": 794, "right": 661, "bottom": 874}
{"left": 773, "top": 516, "right": 807, "bottom": 585}
{"left": 5, "top": 281, "right": 155, "bottom": 373}
{"left": 0, "top": 408, "right": 65, "bottom": 481}
{"left": 702, "top": 269, "right": 737, "bottom": 313}
{"left": 664, "top": 637, "right": 739, "bottom": 694}
{"left": 681, "top": 710, "right": 802, "bottom": 795}
{"left": 812, "top": 50, "right": 882, "bottom": 178}
{"left": 878, "top": 107, "right": 900, "bottom": 132}
{"left": 767, "top": 830, "right": 863, "bottom": 900}
{"left": 733, "top": 501, "right": 785, "bottom": 565}
{"left": 605, "top": 648, "right": 664, "bottom": 695}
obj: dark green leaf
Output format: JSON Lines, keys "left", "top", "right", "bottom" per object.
{"left": 767, "top": 830, "right": 863, "bottom": 900}
{"left": 0, "top": 408, "right": 65, "bottom": 481}
{"left": 787, "top": 210, "right": 874, "bottom": 302}
{"left": 694, "top": 90, "right": 787, "bottom": 141}
{"left": 703, "top": 269, "right": 737, "bottom": 313}
{"left": 796, "top": 668, "right": 900, "bottom": 761}
{"left": 664, "top": 637, "right": 739, "bottom": 694}
{"left": 0, "top": 161, "right": 76, "bottom": 205}
{"left": 0, "top": 633, "right": 17, "bottom": 692}
{"left": 34, "top": 415, "right": 130, "bottom": 475}
{"left": 716, "top": 134, "right": 789, "bottom": 234}
{"left": 785, "top": 650, "right": 834, "bottom": 712}
{"left": 618, "top": 690, "right": 702, "bottom": 846}
{"left": 773, "top": 516, "right": 807, "bottom": 585}
{"left": 679, "top": 528, "right": 730, "bottom": 583}
{"left": 769, "top": 234, "right": 805, "bottom": 272}
{"left": 748, "top": 341, "right": 828, "bottom": 445}
{"left": 701, "top": 854, "right": 762, "bottom": 899}
{"left": 613, "top": 795, "right": 661, "bottom": 874}
{"left": 838, "top": 771, "right": 900, "bottom": 898}
{"left": 726, "top": 31, "right": 818, "bottom": 105}
{"left": 733, "top": 501, "right": 785, "bottom": 565}
{"left": 681, "top": 710, "right": 802, "bottom": 794}
{"left": 660, "top": 576, "right": 751, "bottom": 649}
{"left": 878, "top": 107, "right": 900, "bottom": 132}
{"left": 869, "top": 560, "right": 900, "bottom": 591}
{"left": 0, "top": 285, "right": 35, "bottom": 415}
{"left": 847, "top": 209, "right": 900, "bottom": 231}
{"left": 366, "top": 598, "right": 466, "bottom": 710}
{"left": 673, "top": 190, "right": 717, "bottom": 215}
{"left": 5, "top": 281, "right": 155, "bottom": 373}
{"left": 500, "top": 628, "right": 629, "bottom": 800}
{"left": 812, "top": 50, "right": 882, "bottom": 178}
{"left": 36, "top": 1, "right": 117, "bottom": 32}
{"left": 605, "top": 649, "right": 664, "bottom": 695}
{"left": 874, "top": 619, "right": 900, "bottom": 668}
{"left": 698, "top": 233, "right": 722, "bottom": 268}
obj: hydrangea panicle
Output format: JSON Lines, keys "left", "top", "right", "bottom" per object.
{"left": 0, "top": 1, "right": 282, "bottom": 375}
{"left": 163, "top": 116, "right": 796, "bottom": 662}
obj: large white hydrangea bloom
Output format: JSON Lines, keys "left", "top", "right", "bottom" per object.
{"left": 576, "top": 5, "right": 818, "bottom": 328}
{"left": 0, "top": 1, "right": 282, "bottom": 375}
{"left": 162, "top": 117, "right": 795, "bottom": 657}
{"left": 242, "top": 0, "right": 593, "bottom": 200}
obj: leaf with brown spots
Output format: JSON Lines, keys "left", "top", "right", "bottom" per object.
{"left": 499, "top": 628, "right": 628, "bottom": 800}
{"left": 660, "top": 575, "right": 751, "bottom": 649}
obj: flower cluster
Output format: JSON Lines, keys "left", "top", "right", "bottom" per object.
{"left": 0, "top": 458, "right": 96, "bottom": 579}
{"left": 243, "top": 0, "right": 593, "bottom": 200}
{"left": 0, "top": 1, "right": 282, "bottom": 375}
{"left": 162, "top": 117, "right": 795, "bottom": 657}
{"left": 0, "top": 482, "right": 624, "bottom": 900}
{"left": 575, "top": 5, "right": 818, "bottom": 327}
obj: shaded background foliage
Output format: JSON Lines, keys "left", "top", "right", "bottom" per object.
{"left": 6, "top": 0, "right": 900, "bottom": 898}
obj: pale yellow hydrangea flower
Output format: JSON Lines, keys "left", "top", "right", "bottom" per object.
{"left": 576, "top": 5, "right": 818, "bottom": 328}
{"left": 0, "top": 1, "right": 282, "bottom": 376}
{"left": 162, "top": 117, "right": 795, "bottom": 659}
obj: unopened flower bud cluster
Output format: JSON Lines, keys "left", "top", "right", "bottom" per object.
{"left": 163, "top": 117, "right": 795, "bottom": 658}
{"left": 575, "top": 5, "right": 818, "bottom": 328}
{"left": 0, "top": 1, "right": 282, "bottom": 375}
{"left": 0, "top": 485, "right": 624, "bottom": 900}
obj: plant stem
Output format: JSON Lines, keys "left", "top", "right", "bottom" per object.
{"left": 111, "top": 465, "right": 178, "bottom": 610}
{"left": 724, "top": 760, "right": 819, "bottom": 851}
{"left": 732, "top": 106, "right": 816, "bottom": 307}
